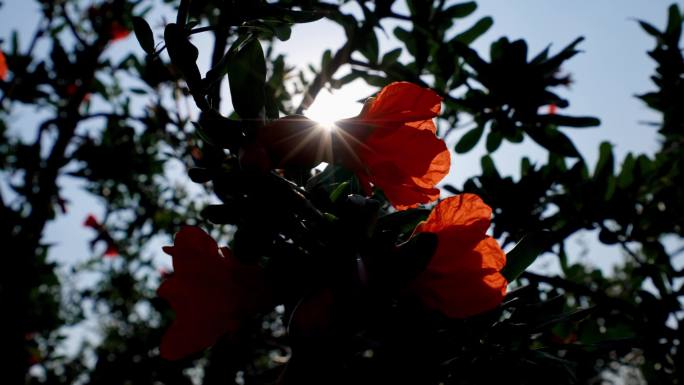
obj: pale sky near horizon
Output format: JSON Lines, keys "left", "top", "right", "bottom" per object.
{"left": 1, "top": 0, "right": 681, "bottom": 291}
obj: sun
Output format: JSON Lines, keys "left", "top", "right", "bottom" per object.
{"left": 303, "top": 88, "right": 363, "bottom": 131}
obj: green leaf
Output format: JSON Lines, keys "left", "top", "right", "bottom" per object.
{"left": 594, "top": 141, "right": 614, "bottom": 179}
{"left": 530, "top": 44, "right": 552, "bottom": 65}
{"left": 454, "top": 16, "right": 493, "bottom": 45}
{"left": 376, "top": 208, "right": 431, "bottom": 237}
{"left": 321, "top": 49, "right": 332, "bottom": 69}
{"left": 617, "top": 153, "right": 635, "bottom": 188}
{"left": 228, "top": 38, "right": 266, "bottom": 119}
{"left": 485, "top": 130, "right": 503, "bottom": 153}
{"left": 637, "top": 91, "right": 661, "bottom": 110}
{"left": 638, "top": 20, "right": 663, "bottom": 38}
{"left": 198, "top": 110, "right": 243, "bottom": 148}
{"left": 201, "top": 204, "right": 239, "bottom": 224}
{"left": 274, "top": 24, "right": 291, "bottom": 41}
{"left": 332, "top": 71, "right": 362, "bottom": 88}
{"left": 501, "top": 231, "right": 553, "bottom": 281}
{"left": 381, "top": 48, "right": 402, "bottom": 67}
{"left": 537, "top": 114, "right": 600, "bottom": 128}
{"left": 329, "top": 181, "right": 350, "bottom": 203}
{"left": 394, "top": 27, "right": 416, "bottom": 56}
{"left": 281, "top": 9, "right": 324, "bottom": 23}
{"left": 360, "top": 30, "right": 379, "bottom": 63}
{"left": 525, "top": 126, "right": 581, "bottom": 158}
{"left": 480, "top": 154, "right": 499, "bottom": 177}
{"left": 443, "top": 2, "right": 477, "bottom": 19}
{"left": 306, "top": 164, "right": 354, "bottom": 192}
{"left": 666, "top": 4, "right": 683, "bottom": 39}
{"left": 541, "top": 37, "right": 584, "bottom": 74}
{"left": 50, "top": 39, "right": 71, "bottom": 75}
{"left": 256, "top": 4, "right": 324, "bottom": 23}
{"left": 188, "top": 167, "right": 212, "bottom": 183}
{"left": 164, "top": 23, "right": 201, "bottom": 87}
{"left": 455, "top": 125, "right": 484, "bottom": 153}
{"left": 363, "top": 74, "right": 390, "bottom": 87}
{"left": 132, "top": 17, "right": 155, "bottom": 54}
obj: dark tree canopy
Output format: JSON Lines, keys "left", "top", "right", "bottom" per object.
{"left": 1, "top": 1, "right": 683, "bottom": 384}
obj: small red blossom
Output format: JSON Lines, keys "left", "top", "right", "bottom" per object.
{"left": 104, "top": 243, "right": 119, "bottom": 258}
{"left": 410, "top": 194, "right": 507, "bottom": 318}
{"left": 66, "top": 83, "right": 78, "bottom": 96}
{"left": 190, "top": 146, "right": 203, "bottom": 161}
{"left": 109, "top": 21, "right": 131, "bottom": 42}
{"left": 255, "top": 82, "right": 450, "bottom": 210}
{"left": 83, "top": 214, "right": 101, "bottom": 229}
{"left": 548, "top": 103, "right": 558, "bottom": 115}
{"left": 0, "top": 49, "right": 8, "bottom": 80}
{"left": 65, "top": 83, "right": 91, "bottom": 103}
{"left": 158, "top": 226, "right": 270, "bottom": 360}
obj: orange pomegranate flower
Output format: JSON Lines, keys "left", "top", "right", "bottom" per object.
{"left": 0, "top": 49, "right": 8, "bottom": 80}
{"left": 410, "top": 194, "right": 507, "bottom": 318}
{"left": 341, "top": 82, "right": 450, "bottom": 210}
{"left": 255, "top": 82, "right": 450, "bottom": 210}
{"left": 158, "top": 226, "right": 270, "bottom": 360}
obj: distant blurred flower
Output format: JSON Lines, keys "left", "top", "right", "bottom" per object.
{"left": 0, "top": 49, "right": 8, "bottom": 80}
{"left": 65, "top": 83, "right": 91, "bottom": 103}
{"left": 410, "top": 194, "right": 507, "bottom": 318}
{"left": 548, "top": 103, "right": 558, "bottom": 115}
{"left": 83, "top": 214, "right": 100, "bottom": 229}
{"left": 157, "top": 226, "right": 270, "bottom": 360}
{"left": 104, "top": 243, "right": 119, "bottom": 258}
{"left": 109, "top": 21, "right": 130, "bottom": 42}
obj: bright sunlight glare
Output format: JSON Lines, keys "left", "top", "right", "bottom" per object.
{"left": 303, "top": 88, "right": 364, "bottom": 130}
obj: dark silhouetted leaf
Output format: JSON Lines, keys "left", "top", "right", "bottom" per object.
{"left": 537, "top": 114, "right": 600, "bottom": 128}
{"left": 228, "top": 38, "right": 266, "bottom": 119}
{"left": 443, "top": 2, "right": 477, "bottom": 19}
{"left": 455, "top": 125, "right": 484, "bottom": 153}
{"left": 526, "top": 126, "right": 581, "bottom": 157}
{"left": 502, "top": 231, "right": 553, "bottom": 281}
{"left": 133, "top": 17, "right": 155, "bottom": 54}
{"left": 453, "top": 16, "right": 493, "bottom": 45}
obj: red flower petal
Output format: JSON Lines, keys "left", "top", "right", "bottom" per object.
{"left": 412, "top": 194, "right": 507, "bottom": 318}
{"left": 353, "top": 82, "right": 449, "bottom": 210}
{"left": 0, "top": 50, "right": 8, "bottom": 81}
{"left": 415, "top": 193, "right": 492, "bottom": 235}
{"left": 158, "top": 227, "right": 270, "bottom": 360}
{"left": 362, "top": 82, "right": 442, "bottom": 130}
{"left": 357, "top": 123, "right": 449, "bottom": 209}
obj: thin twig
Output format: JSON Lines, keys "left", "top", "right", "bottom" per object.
{"left": 61, "top": 3, "right": 87, "bottom": 47}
